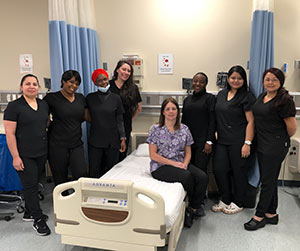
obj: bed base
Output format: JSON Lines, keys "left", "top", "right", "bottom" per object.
{"left": 54, "top": 178, "right": 185, "bottom": 251}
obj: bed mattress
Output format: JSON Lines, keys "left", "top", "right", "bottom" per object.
{"left": 101, "top": 149, "right": 186, "bottom": 228}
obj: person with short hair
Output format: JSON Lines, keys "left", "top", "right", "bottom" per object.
{"left": 43, "top": 70, "right": 87, "bottom": 186}
{"left": 4, "top": 74, "right": 50, "bottom": 236}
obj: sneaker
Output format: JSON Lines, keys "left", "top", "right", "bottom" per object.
{"left": 23, "top": 213, "right": 49, "bottom": 222}
{"left": 192, "top": 205, "right": 206, "bottom": 217}
{"left": 211, "top": 201, "right": 229, "bottom": 212}
{"left": 33, "top": 218, "right": 51, "bottom": 236}
{"left": 184, "top": 207, "right": 194, "bottom": 228}
{"left": 223, "top": 202, "right": 243, "bottom": 214}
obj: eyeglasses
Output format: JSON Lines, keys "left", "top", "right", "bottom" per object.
{"left": 264, "top": 78, "right": 279, "bottom": 83}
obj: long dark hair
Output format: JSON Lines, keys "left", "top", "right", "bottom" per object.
{"left": 263, "top": 67, "right": 295, "bottom": 112}
{"left": 226, "top": 65, "right": 249, "bottom": 106}
{"left": 159, "top": 98, "right": 181, "bottom": 130}
{"left": 113, "top": 60, "right": 138, "bottom": 114}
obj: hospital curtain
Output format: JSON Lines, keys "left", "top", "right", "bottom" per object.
{"left": 48, "top": 0, "right": 100, "bottom": 157}
{"left": 248, "top": 0, "right": 274, "bottom": 187}
{"left": 48, "top": 0, "right": 99, "bottom": 93}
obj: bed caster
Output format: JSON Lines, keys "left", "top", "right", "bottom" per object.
{"left": 4, "top": 216, "right": 11, "bottom": 221}
{"left": 38, "top": 193, "right": 44, "bottom": 201}
{"left": 17, "top": 205, "right": 25, "bottom": 213}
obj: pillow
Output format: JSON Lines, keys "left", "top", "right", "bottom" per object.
{"left": 135, "top": 143, "right": 150, "bottom": 157}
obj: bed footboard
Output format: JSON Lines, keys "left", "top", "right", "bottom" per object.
{"left": 53, "top": 178, "right": 168, "bottom": 250}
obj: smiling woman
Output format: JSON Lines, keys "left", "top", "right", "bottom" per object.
{"left": 43, "top": 70, "right": 87, "bottom": 188}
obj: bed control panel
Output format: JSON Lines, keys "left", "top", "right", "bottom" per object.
{"left": 85, "top": 196, "right": 128, "bottom": 208}
{"left": 78, "top": 179, "right": 133, "bottom": 223}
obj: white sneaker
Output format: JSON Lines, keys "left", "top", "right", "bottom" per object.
{"left": 223, "top": 202, "right": 243, "bottom": 214}
{"left": 211, "top": 201, "right": 229, "bottom": 212}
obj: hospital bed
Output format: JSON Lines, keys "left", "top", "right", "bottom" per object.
{"left": 53, "top": 143, "right": 186, "bottom": 251}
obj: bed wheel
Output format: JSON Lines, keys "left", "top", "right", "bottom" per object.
{"left": 4, "top": 216, "right": 11, "bottom": 221}
{"left": 17, "top": 205, "right": 25, "bottom": 213}
{"left": 38, "top": 193, "right": 44, "bottom": 201}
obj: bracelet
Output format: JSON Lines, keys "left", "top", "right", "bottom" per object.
{"left": 206, "top": 141, "right": 213, "bottom": 145}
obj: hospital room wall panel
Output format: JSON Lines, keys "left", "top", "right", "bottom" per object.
{"left": 1, "top": 0, "right": 300, "bottom": 93}
{"left": 95, "top": 0, "right": 300, "bottom": 93}
{"left": 0, "top": 0, "right": 49, "bottom": 91}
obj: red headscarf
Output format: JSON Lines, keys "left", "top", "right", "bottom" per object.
{"left": 91, "top": 69, "right": 109, "bottom": 84}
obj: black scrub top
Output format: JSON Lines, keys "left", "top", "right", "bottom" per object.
{"left": 215, "top": 89, "right": 256, "bottom": 145}
{"left": 109, "top": 80, "right": 142, "bottom": 134}
{"left": 182, "top": 90, "right": 216, "bottom": 148}
{"left": 3, "top": 96, "right": 49, "bottom": 158}
{"left": 252, "top": 92, "right": 296, "bottom": 153}
{"left": 43, "top": 91, "right": 86, "bottom": 148}
{"left": 86, "top": 90, "right": 124, "bottom": 148}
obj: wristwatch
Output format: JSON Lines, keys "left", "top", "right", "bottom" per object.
{"left": 244, "top": 140, "right": 252, "bottom": 146}
{"left": 206, "top": 141, "right": 213, "bottom": 145}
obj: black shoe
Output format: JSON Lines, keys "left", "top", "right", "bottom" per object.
{"left": 23, "top": 213, "right": 49, "bottom": 222}
{"left": 33, "top": 218, "right": 51, "bottom": 236}
{"left": 193, "top": 206, "right": 206, "bottom": 218}
{"left": 265, "top": 215, "right": 279, "bottom": 225}
{"left": 184, "top": 207, "right": 194, "bottom": 228}
{"left": 244, "top": 218, "right": 266, "bottom": 231}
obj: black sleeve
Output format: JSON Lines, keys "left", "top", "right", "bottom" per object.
{"left": 181, "top": 97, "right": 187, "bottom": 124}
{"left": 3, "top": 102, "right": 18, "bottom": 121}
{"left": 242, "top": 92, "right": 256, "bottom": 112}
{"left": 78, "top": 93, "right": 87, "bottom": 108}
{"left": 206, "top": 94, "right": 216, "bottom": 142}
{"left": 134, "top": 85, "right": 142, "bottom": 103}
{"left": 117, "top": 114, "right": 126, "bottom": 139}
{"left": 278, "top": 98, "right": 296, "bottom": 118}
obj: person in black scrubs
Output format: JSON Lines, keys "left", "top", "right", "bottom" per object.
{"left": 182, "top": 72, "right": 215, "bottom": 174}
{"left": 4, "top": 74, "right": 50, "bottom": 236}
{"left": 212, "top": 65, "right": 255, "bottom": 214}
{"left": 244, "top": 68, "right": 297, "bottom": 231}
{"left": 86, "top": 69, "right": 126, "bottom": 178}
{"left": 109, "top": 60, "right": 142, "bottom": 161}
{"left": 43, "top": 70, "right": 87, "bottom": 186}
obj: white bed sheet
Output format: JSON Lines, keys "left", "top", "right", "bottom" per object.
{"left": 100, "top": 150, "right": 186, "bottom": 228}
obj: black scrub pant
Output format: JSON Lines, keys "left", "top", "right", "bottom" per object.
{"left": 18, "top": 155, "right": 46, "bottom": 220}
{"left": 88, "top": 145, "right": 119, "bottom": 178}
{"left": 151, "top": 164, "right": 208, "bottom": 209}
{"left": 213, "top": 143, "right": 250, "bottom": 207}
{"left": 48, "top": 143, "right": 87, "bottom": 186}
{"left": 255, "top": 147, "right": 288, "bottom": 217}
{"left": 191, "top": 146, "right": 211, "bottom": 174}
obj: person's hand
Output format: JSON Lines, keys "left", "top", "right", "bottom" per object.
{"left": 241, "top": 144, "right": 250, "bottom": 158}
{"left": 120, "top": 139, "right": 126, "bottom": 152}
{"left": 173, "top": 161, "right": 188, "bottom": 170}
{"left": 13, "top": 156, "right": 24, "bottom": 171}
{"left": 203, "top": 143, "right": 212, "bottom": 155}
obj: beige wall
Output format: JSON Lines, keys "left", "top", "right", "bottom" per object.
{"left": 95, "top": 0, "right": 252, "bottom": 92}
{"left": 95, "top": 0, "right": 300, "bottom": 93}
{"left": 1, "top": 0, "right": 300, "bottom": 92}
{"left": 0, "top": 0, "right": 49, "bottom": 91}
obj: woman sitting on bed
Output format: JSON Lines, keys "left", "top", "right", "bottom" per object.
{"left": 146, "top": 97, "right": 208, "bottom": 228}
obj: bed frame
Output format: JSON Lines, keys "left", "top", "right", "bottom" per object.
{"left": 53, "top": 178, "right": 185, "bottom": 251}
